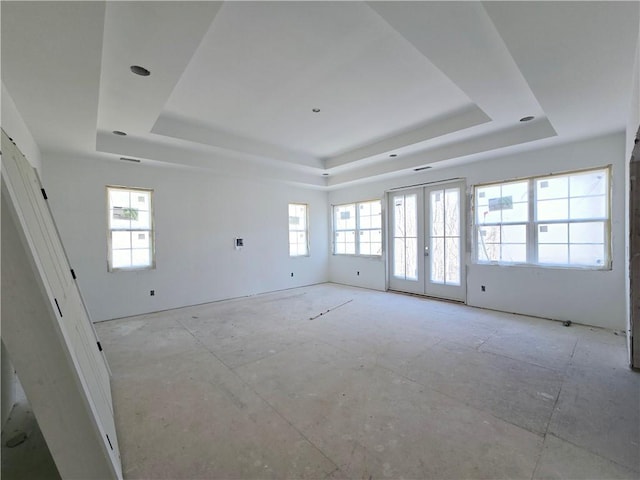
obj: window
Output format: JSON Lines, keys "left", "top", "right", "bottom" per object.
{"left": 475, "top": 167, "right": 610, "bottom": 268}
{"left": 288, "top": 203, "right": 309, "bottom": 256}
{"left": 107, "top": 186, "right": 154, "bottom": 271}
{"left": 333, "top": 200, "right": 382, "bottom": 256}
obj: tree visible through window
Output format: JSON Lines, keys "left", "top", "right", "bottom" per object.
{"left": 107, "top": 186, "right": 154, "bottom": 271}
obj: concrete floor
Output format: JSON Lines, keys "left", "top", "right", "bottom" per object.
{"left": 90, "top": 283, "right": 639, "bottom": 479}
{"left": 3, "top": 283, "right": 637, "bottom": 479}
{"left": 1, "top": 385, "right": 60, "bottom": 479}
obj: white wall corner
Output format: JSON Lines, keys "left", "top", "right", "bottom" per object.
{"left": 1, "top": 82, "right": 42, "bottom": 172}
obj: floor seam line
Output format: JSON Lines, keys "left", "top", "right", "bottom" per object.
{"left": 175, "top": 318, "right": 340, "bottom": 473}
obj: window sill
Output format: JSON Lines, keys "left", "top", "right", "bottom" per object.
{"left": 474, "top": 261, "right": 611, "bottom": 271}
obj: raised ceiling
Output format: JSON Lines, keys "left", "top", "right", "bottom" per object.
{"left": 2, "top": 1, "right": 639, "bottom": 189}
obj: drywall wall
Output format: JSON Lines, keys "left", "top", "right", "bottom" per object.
{"left": 1, "top": 83, "right": 42, "bottom": 172}
{"left": 41, "top": 155, "right": 329, "bottom": 321}
{"left": 329, "top": 133, "right": 627, "bottom": 330}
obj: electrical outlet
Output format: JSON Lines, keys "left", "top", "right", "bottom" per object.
{"left": 357, "top": 271, "right": 360, "bottom": 276}
{"left": 290, "top": 272, "right": 294, "bottom": 277}
{"left": 150, "top": 290, "right": 155, "bottom": 296}
{"left": 481, "top": 285, "right": 486, "bottom": 292}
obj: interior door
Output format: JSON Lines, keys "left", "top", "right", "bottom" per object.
{"left": 388, "top": 182, "right": 466, "bottom": 301}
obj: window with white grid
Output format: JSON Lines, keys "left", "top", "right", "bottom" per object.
{"left": 107, "top": 186, "right": 154, "bottom": 271}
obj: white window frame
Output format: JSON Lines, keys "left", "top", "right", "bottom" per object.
{"left": 332, "top": 199, "right": 383, "bottom": 257}
{"left": 288, "top": 203, "right": 309, "bottom": 257}
{"left": 107, "top": 185, "right": 155, "bottom": 272}
{"left": 474, "top": 166, "right": 611, "bottom": 269}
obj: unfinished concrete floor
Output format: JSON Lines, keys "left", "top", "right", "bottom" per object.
{"left": 95, "top": 283, "right": 639, "bottom": 479}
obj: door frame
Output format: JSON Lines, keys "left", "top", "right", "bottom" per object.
{"left": 385, "top": 179, "right": 467, "bottom": 303}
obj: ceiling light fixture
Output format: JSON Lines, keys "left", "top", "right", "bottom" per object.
{"left": 414, "top": 166, "right": 432, "bottom": 172}
{"left": 312, "top": 108, "right": 321, "bottom": 113}
{"left": 519, "top": 115, "right": 535, "bottom": 122}
{"left": 112, "top": 130, "right": 127, "bottom": 136}
{"left": 120, "top": 157, "right": 141, "bottom": 163}
{"left": 130, "top": 65, "right": 151, "bottom": 76}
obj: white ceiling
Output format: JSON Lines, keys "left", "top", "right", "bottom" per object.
{"left": 2, "top": 1, "right": 639, "bottom": 189}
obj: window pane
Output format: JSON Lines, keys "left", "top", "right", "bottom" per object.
{"left": 478, "top": 226, "right": 500, "bottom": 243}
{"left": 538, "top": 244, "right": 568, "bottom": 264}
{"left": 131, "top": 209, "right": 151, "bottom": 230}
{"left": 335, "top": 204, "right": 356, "bottom": 230}
{"left": 335, "top": 230, "right": 355, "bottom": 255}
{"left": 569, "top": 195, "right": 606, "bottom": 220}
{"left": 130, "top": 191, "right": 150, "bottom": 211}
{"left": 431, "top": 190, "right": 444, "bottom": 237}
{"left": 393, "top": 196, "right": 405, "bottom": 237}
{"left": 431, "top": 237, "right": 444, "bottom": 284}
{"left": 393, "top": 238, "right": 406, "bottom": 277}
{"left": 406, "top": 237, "right": 418, "bottom": 280}
{"left": 538, "top": 223, "right": 568, "bottom": 244}
{"left": 502, "top": 225, "right": 526, "bottom": 244}
{"left": 537, "top": 199, "right": 568, "bottom": 221}
{"left": 501, "top": 244, "right": 527, "bottom": 263}
{"left": 570, "top": 244, "right": 605, "bottom": 266}
{"left": 569, "top": 222, "right": 604, "bottom": 244}
{"left": 110, "top": 209, "right": 131, "bottom": 230}
{"left": 445, "top": 237, "right": 460, "bottom": 285}
{"left": 405, "top": 194, "right": 417, "bottom": 237}
{"left": 112, "top": 249, "right": 131, "bottom": 269}
{"left": 112, "top": 231, "right": 131, "bottom": 249}
{"left": 131, "top": 248, "right": 151, "bottom": 267}
{"left": 478, "top": 241, "right": 500, "bottom": 262}
{"left": 501, "top": 181, "right": 529, "bottom": 202}
{"left": 537, "top": 176, "right": 568, "bottom": 200}
{"left": 501, "top": 202, "right": 528, "bottom": 223}
{"left": 109, "top": 190, "right": 130, "bottom": 209}
{"left": 131, "top": 231, "right": 150, "bottom": 249}
{"left": 445, "top": 188, "right": 460, "bottom": 237}
{"left": 570, "top": 170, "right": 607, "bottom": 197}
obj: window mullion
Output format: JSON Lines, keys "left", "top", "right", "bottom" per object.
{"left": 529, "top": 178, "right": 537, "bottom": 264}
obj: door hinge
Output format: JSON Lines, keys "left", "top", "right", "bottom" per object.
{"left": 97, "top": 341, "right": 103, "bottom": 352}
{"left": 70, "top": 269, "right": 77, "bottom": 279}
{"left": 41, "top": 188, "right": 48, "bottom": 200}
{"left": 54, "top": 298, "right": 62, "bottom": 317}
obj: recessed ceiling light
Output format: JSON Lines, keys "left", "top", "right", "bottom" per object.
{"left": 112, "top": 130, "right": 127, "bottom": 136}
{"left": 414, "top": 166, "right": 432, "bottom": 172}
{"left": 389, "top": 154, "right": 398, "bottom": 158}
{"left": 120, "top": 157, "right": 141, "bottom": 163}
{"left": 130, "top": 65, "right": 151, "bottom": 76}
{"left": 520, "top": 115, "right": 535, "bottom": 122}
{"left": 312, "top": 108, "right": 321, "bottom": 113}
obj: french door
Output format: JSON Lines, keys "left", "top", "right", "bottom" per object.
{"left": 388, "top": 182, "right": 466, "bottom": 301}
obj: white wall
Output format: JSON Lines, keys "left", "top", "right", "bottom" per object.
{"left": 42, "top": 155, "right": 329, "bottom": 321}
{"left": 329, "top": 133, "right": 627, "bottom": 330}
{"left": 1, "top": 82, "right": 42, "bottom": 172}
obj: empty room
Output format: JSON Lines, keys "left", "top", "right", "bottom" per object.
{"left": 1, "top": 1, "right": 639, "bottom": 479}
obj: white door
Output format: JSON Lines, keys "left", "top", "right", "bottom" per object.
{"left": 389, "top": 182, "right": 466, "bottom": 301}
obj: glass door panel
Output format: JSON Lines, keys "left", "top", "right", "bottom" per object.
{"left": 388, "top": 189, "right": 424, "bottom": 294}
{"left": 388, "top": 183, "right": 466, "bottom": 301}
